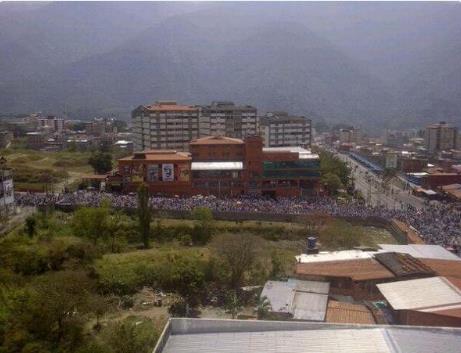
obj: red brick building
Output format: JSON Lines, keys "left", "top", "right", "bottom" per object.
{"left": 113, "top": 135, "right": 320, "bottom": 197}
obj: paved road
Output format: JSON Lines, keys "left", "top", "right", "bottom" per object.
{"left": 336, "top": 153, "right": 425, "bottom": 210}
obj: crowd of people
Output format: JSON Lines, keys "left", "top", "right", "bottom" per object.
{"left": 15, "top": 191, "right": 461, "bottom": 248}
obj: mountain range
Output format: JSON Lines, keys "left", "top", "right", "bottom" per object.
{"left": 0, "top": 1, "right": 460, "bottom": 131}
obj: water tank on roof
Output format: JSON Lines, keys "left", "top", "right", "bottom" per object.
{"left": 307, "top": 236, "right": 317, "bottom": 250}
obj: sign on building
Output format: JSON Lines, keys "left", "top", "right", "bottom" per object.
{"left": 162, "top": 164, "right": 174, "bottom": 181}
{"left": 147, "top": 164, "right": 159, "bottom": 182}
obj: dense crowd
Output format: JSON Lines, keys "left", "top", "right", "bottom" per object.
{"left": 15, "top": 191, "right": 461, "bottom": 248}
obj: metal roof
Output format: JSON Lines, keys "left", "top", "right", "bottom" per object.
{"left": 292, "top": 291, "right": 328, "bottom": 321}
{"left": 155, "top": 319, "right": 461, "bottom": 353}
{"left": 377, "top": 276, "right": 461, "bottom": 311}
{"left": 260, "top": 279, "right": 330, "bottom": 321}
{"left": 191, "top": 161, "right": 243, "bottom": 171}
{"left": 378, "top": 244, "right": 461, "bottom": 261}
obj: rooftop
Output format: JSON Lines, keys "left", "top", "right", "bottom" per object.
{"left": 191, "top": 161, "right": 243, "bottom": 171}
{"left": 140, "top": 101, "right": 197, "bottom": 112}
{"left": 296, "top": 250, "right": 375, "bottom": 264}
{"left": 155, "top": 318, "right": 461, "bottom": 353}
{"left": 260, "top": 279, "right": 330, "bottom": 321}
{"left": 377, "top": 276, "right": 461, "bottom": 312}
{"left": 119, "top": 150, "right": 191, "bottom": 162}
{"left": 190, "top": 135, "right": 244, "bottom": 145}
{"left": 373, "top": 252, "right": 435, "bottom": 277}
{"left": 295, "top": 258, "right": 394, "bottom": 282}
{"left": 420, "top": 259, "right": 461, "bottom": 279}
{"left": 378, "top": 244, "right": 460, "bottom": 261}
{"left": 326, "top": 300, "right": 376, "bottom": 325}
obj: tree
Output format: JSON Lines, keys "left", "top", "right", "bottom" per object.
{"left": 72, "top": 203, "right": 111, "bottom": 245}
{"left": 88, "top": 152, "right": 112, "bottom": 174}
{"left": 137, "top": 183, "right": 151, "bottom": 249}
{"left": 24, "top": 216, "right": 37, "bottom": 238}
{"left": 191, "top": 207, "right": 214, "bottom": 245}
{"left": 256, "top": 296, "right": 272, "bottom": 319}
{"left": 224, "top": 291, "right": 242, "bottom": 319}
{"left": 320, "top": 151, "right": 350, "bottom": 186}
{"left": 270, "top": 250, "right": 284, "bottom": 279}
{"left": 321, "top": 172, "right": 343, "bottom": 195}
{"left": 1, "top": 271, "right": 94, "bottom": 352}
{"left": 215, "top": 234, "right": 258, "bottom": 290}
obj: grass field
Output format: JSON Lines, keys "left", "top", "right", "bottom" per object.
{"left": 1, "top": 146, "right": 94, "bottom": 191}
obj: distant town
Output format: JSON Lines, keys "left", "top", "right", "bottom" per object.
{"left": 1, "top": 99, "right": 460, "bottom": 353}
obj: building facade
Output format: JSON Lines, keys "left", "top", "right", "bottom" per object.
{"left": 132, "top": 101, "right": 200, "bottom": 151}
{"left": 426, "top": 122, "right": 458, "bottom": 153}
{"left": 114, "top": 135, "right": 320, "bottom": 197}
{"left": 261, "top": 112, "right": 312, "bottom": 148}
{"left": 0, "top": 157, "right": 14, "bottom": 214}
{"left": 199, "top": 101, "right": 258, "bottom": 139}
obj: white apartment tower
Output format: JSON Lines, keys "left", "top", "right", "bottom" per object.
{"left": 199, "top": 101, "right": 258, "bottom": 139}
{"left": 132, "top": 101, "right": 200, "bottom": 151}
{"left": 261, "top": 112, "right": 312, "bottom": 148}
{"left": 425, "top": 121, "right": 458, "bottom": 153}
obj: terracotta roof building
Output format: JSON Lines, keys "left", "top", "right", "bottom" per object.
{"left": 325, "top": 301, "right": 376, "bottom": 325}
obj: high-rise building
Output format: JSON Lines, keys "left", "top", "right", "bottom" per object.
{"left": 339, "top": 127, "right": 362, "bottom": 144}
{"left": 132, "top": 101, "right": 200, "bottom": 151}
{"left": 38, "top": 115, "right": 65, "bottom": 134}
{"left": 199, "top": 101, "right": 258, "bottom": 139}
{"left": 260, "top": 112, "right": 311, "bottom": 148}
{"left": 425, "top": 121, "right": 458, "bottom": 153}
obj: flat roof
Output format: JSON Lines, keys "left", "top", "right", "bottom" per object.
{"left": 263, "top": 146, "right": 319, "bottom": 159}
{"left": 378, "top": 244, "right": 461, "bottom": 261}
{"left": 260, "top": 279, "right": 330, "bottom": 321}
{"left": 377, "top": 276, "right": 461, "bottom": 311}
{"left": 296, "top": 250, "right": 375, "bottom": 264}
{"left": 191, "top": 161, "right": 243, "bottom": 171}
{"left": 156, "top": 318, "right": 461, "bottom": 353}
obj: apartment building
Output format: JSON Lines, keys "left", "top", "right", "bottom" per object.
{"left": 199, "top": 101, "right": 258, "bottom": 139}
{"left": 260, "top": 112, "right": 311, "bottom": 148}
{"left": 426, "top": 121, "right": 458, "bottom": 153}
{"left": 132, "top": 101, "right": 199, "bottom": 151}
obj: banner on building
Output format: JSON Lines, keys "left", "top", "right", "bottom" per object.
{"left": 1, "top": 179, "right": 14, "bottom": 205}
{"left": 178, "top": 164, "right": 190, "bottom": 182}
{"left": 162, "top": 164, "right": 174, "bottom": 182}
{"left": 147, "top": 164, "right": 159, "bottom": 182}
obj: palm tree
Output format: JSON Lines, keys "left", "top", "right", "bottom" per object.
{"left": 256, "top": 296, "right": 272, "bottom": 320}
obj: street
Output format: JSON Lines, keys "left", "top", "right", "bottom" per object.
{"left": 336, "top": 152, "right": 425, "bottom": 210}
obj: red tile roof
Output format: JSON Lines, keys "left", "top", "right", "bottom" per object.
{"left": 326, "top": 301, "right": 376, "bottom": 324}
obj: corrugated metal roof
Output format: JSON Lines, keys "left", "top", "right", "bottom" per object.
{"left": 260, "top": 281, "right": 294, "bottom": 314}
{"left": 377, "top": 276, "right": 461, "bottom": 311}
{"left": 378, "top": 244, "right": 461, "bottom": 261}
{"left": 287, "top": 278, "right": 330, "bottom": 294}
{"left": 292, "top": 292, "right": 328, "bottom": 321}
{"left": 260, "top": 279, "right": 329, "bottom": 320}
{"left": 191, "top": 161, "right": 243, "bottom": 170}
{"left": 158, "top": 319, "right": 461, "bottom": 353}
{"left": 162, "top": 328, "right": 391, "bottom": 353}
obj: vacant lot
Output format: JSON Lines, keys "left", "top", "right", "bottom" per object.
{"left": 1, "top": 147, "right": 93, "bottom": 191}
